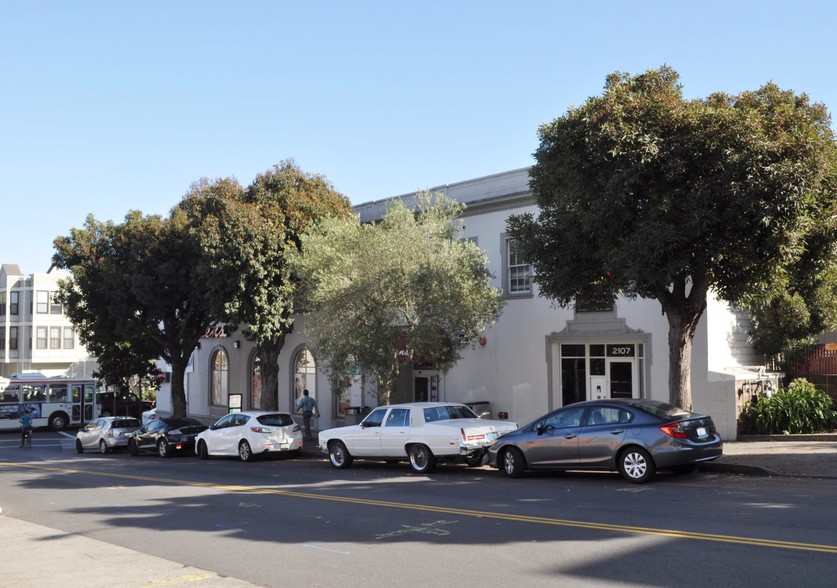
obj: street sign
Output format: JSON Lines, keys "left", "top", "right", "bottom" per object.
{"left": 825, "top": 343, "right": 837, "bottom": 351}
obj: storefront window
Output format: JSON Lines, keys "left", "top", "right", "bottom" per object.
{"left": 210, "top": 349, "right": 229, "bottom": 406}
{"left": 293, "top": 349, "right": 316, "bottom": 409}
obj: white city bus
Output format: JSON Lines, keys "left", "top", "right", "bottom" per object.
{"left": 0, "top": 374, "right": 98, "bottom": 431}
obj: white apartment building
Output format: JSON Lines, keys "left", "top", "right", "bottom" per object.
{"left": 0, "top": 264, "right": 96, "bottom": 378}
{"left": 162, "top": 168, "right": 777, "bottom": 440}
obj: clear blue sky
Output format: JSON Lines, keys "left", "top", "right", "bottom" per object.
{"left": 3, "top": 1, "right": 835, "bottom": 272}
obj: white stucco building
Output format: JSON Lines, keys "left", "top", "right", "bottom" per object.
{"left": 163, "top": 168, "right": 778, "bottom": 439}
{"left": 0, "top": 264, "right": 97, "bottom": 378}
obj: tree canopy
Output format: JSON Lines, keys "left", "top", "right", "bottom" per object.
{"left": 55, "top": 162, "right": 352, "bottom": 415}
{"left": 293, "top": 193, "right": 505, "bottom": 405}
{"left": 745, "top": 221, "right": 837, "bottom": 358}
{"left": 54, "top": 181, "right": 245, "bottom": 417}
{"left": 183, "top": 160, "right": 353, "bottom": 410}
{"left": 508, "top": 66, "right": 837, "bottom": 409}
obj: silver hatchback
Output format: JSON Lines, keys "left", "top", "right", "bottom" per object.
{"left": 76, "top": 416, "right": 141, "bottom": 454}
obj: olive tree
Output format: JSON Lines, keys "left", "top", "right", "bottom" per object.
{"left": 293, "top": 193, "right": 504, "bottom": 405}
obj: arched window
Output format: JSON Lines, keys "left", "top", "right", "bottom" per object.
{"left": 250, "top": 353, "right": 263, "bottom": 409}
{"left": 293, "top": 349, "right": 316, "bottom": 408}
{"left": 210, "top": 348, "right": 229, "bottom": 406}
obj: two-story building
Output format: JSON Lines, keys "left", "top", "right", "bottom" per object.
{"left": 158, "top": 168, "right": 779, "bottom": 439}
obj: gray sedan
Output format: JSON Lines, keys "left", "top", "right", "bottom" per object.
{"left": 488, "top": 399, "right": 722, "bottom": 483}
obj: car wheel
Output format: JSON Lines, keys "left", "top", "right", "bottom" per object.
{"left": 75, "top": 439, "right": 84, "bottom": 454}
{"left": 49, "top": 412, "right": 68, "bottom": 431}
{"left": 129, "top": 440, "right": 139, "bottom": 456}
{"left": 238, "top": 440, "right": 253, "bottom": 462}
{"left": 158, "top": 440, "right": 171, "bottom": 458}
{"left": 408, "top": 444, "right": 437, "bottom": 474}
{"left": 328, "top": 441, "right": 353, "bottom": 469}
{"left": 99, "top": 440, "right": 109, "bottom": 454}
{"left": 501, "top": 447, "right": 525, "bottom": 478}
{"left": 197, "top": 440, "right": 209, "bottom": 460}
{"left": 619, "top": 447, "right": 656, "bottom": 484}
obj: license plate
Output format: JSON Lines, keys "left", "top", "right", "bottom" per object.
{"left": 274, "top": 443, "right": 290, "bottom": 450}
{"left": 696, "top": 427, "right": 707, "bottom": 438}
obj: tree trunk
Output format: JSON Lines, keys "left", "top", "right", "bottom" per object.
{"left": 657, "top": 275, "right": 710, "bottom": 411}
{"left": 258, "top": 334, "right": 286, "bottom": 411}
{"left": 665, "top": 310, "right": 697, "bottom": 411}
{"left": 169, "top": 354, "right": 188, "bottom": 418}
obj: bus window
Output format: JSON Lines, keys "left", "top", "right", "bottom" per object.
{"left": 48, "top": 384, "right": 68, "bottom": 402}
{"left": 1, "top": 385, "right": 20, "bottom": 403}
{"left": 25, "top": 385, "right": 47, "bottom": 402}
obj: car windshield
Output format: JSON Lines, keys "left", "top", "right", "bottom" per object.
{"left": 423, "top": 405, "right": 478, "bottom": 422}
{"left": 112, "top": 418, "right": 140, "bottom": 428}
{"left": 257, "top": 413, "right": 294, "bottom": 427}
{"left": 628, "top": 400, "right": 692, "bottom": 419}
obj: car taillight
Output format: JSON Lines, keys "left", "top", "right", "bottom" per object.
{"left": 461, "top": 428, "right": 486, "bottom": 442}
{"left": 106, "top": 429, "right": 114, "bottom": 437}
{"left": 660, "top": 423, "right": 688, "bottom": 439}
{"left": 250, "top": 426, "right": 271, "bottom": 434}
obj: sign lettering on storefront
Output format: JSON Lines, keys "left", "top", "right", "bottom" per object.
{"left": 203, "top": 326, "right": 230, "bottom": 338}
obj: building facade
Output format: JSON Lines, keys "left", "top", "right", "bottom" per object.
{"left": 0, "top": 264, "right": 97, "bottom": 378}
{"left": 161, "top": 168, "right": 777, "bottom": 439}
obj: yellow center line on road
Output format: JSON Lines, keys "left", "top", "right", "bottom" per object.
{"left": 4, "top": 461, "right": 837, "bottom": 555}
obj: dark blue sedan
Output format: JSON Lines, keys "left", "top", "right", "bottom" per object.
{"left": 487, "top": 399, "right": 723, "bottom": 483}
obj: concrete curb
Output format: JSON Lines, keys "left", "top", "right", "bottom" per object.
{"left": 700, "top": 461, "right": 837, "bottom": 480}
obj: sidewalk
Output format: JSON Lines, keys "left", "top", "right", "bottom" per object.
{"left": 701, "top": 438, "right": 837, "bottom": 479}
{"left": 1, "top": 514, "right": 257, "bottom": 587}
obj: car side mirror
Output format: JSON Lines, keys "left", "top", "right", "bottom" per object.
{"left": 536, "top": 424, "right": 545, "bottom": 435}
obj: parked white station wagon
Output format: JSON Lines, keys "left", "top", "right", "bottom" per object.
{"left": 318, "top": 402, "right": 518, "bottom": 473}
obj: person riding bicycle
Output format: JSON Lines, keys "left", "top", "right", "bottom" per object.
{"left": 19, "top": 408, "right": 33, "bottom": 447}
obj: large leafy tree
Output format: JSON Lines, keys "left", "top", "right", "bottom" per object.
{"left": 745, "top": 222, "right": 837, "bottom": 358}
{"left": 183, "top": 161, "right": 352, "bottom": 410}
{"left": 293, "top": 193, "right": 504, "bottom": 405}
{"left": 54, "top": 180, "right": 244, "bottom": 417}
{"left": 508, "top": 66, "right": 837, "bottom": 410}
{"left": 52, "top": 219, "right": 161, "bottom": 393}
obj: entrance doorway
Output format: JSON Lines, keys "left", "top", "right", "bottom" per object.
{"left": 558, "top": 342, "right": 644, "bottom": 406}
{"left": 607, "top": 359, "right": 635, "bottom": 399}
{"left": 413, "top": 371, "right": 439, "bottom": 402}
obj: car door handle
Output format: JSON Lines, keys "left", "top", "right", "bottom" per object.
{"left": 564, "top": 433, "right": 577, "bottom": 439}
{"left": 610, "top": 429, "right": 625, "bottom": 435}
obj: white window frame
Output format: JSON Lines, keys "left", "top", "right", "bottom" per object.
{"left": 36, "top": 290, "right": 49, "bottom": 314}
{"left": 36, "top": 326, "right": 48, "bottom": 349}
{"left": 502, "top": 234, "right": 533, "bottom": 298}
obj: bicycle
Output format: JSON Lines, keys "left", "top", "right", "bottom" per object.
{"left": 20, "top": 427, "right": 32, "bottom": 448}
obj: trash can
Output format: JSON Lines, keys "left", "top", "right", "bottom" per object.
{"left": 465, "top": 401, "right": 491, "bottom": 419}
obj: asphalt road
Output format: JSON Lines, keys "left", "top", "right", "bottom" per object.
{"left": 1, "top": 431, "right": 836, "bottom": 587}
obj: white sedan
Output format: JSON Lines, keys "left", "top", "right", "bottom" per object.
{"left": 318, "top": 402, "right": 518, "bottom": 473}
{"left": 195, "top": 411, "right": 303, "bottom": 461}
